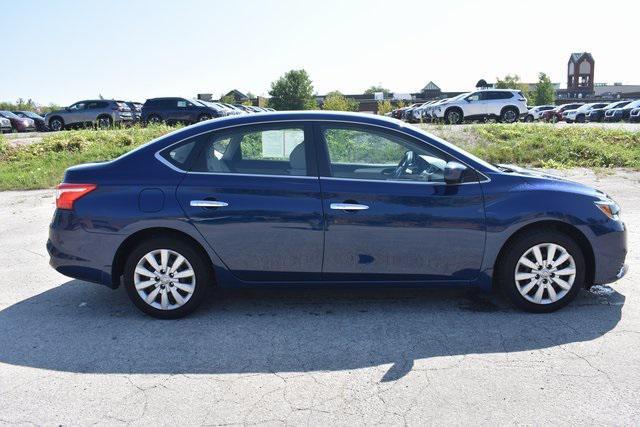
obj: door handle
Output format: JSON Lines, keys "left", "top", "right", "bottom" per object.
{"left": 330, "top": 203, "right": 369, "bottom": 211}
{"left": 190, "top": 200, "right": 229, "bottom": 208}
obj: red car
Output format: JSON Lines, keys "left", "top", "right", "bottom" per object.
{"left": 0, "top": 110, "right": 36, "bottom": 132}
{"left": 540, "top": 103, "right": 583, "bottom": 123}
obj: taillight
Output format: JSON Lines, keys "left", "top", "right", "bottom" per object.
{"left": 55, "top": 183, "right": 97, "bottom": 210}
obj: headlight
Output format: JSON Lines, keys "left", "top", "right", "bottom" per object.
{"left": 595, "top": 200, "right": 621, "bottom": 220}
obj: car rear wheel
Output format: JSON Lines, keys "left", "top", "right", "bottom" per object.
{"left": 497, "top": 229, "right": 585, "bottom": 313}
{"left": 445, "top": 109, "right": 463, "bottom": 125}
{"left": 123, "top": 237, "right": 212, "bottom": 319}
{"left": 96, "top": 116, "right": 112, "bottom": 129}
{"left": 147, "top": 114, "right": 162, "bottom": 125}
{"left": 49, "top": 117, "right": 64, "bottom": 131}
{"left": 524, "top": 114, "right": 534, "bottom": 122}
{"left": 500, "top": 107, "right": 519, "bottom": 123}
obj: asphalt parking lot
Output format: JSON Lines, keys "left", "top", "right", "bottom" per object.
{"left": 0, "top": 168, "right": 638, "bottom": 425}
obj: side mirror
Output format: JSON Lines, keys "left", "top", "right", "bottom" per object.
{"left": 444, "top": 161, "right": 467, "bottom": 184}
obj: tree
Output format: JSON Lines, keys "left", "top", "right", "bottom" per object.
{"left": 377, "top": 100, "right": 393, "bottom": 115}
{"left": 322, "top": 91, "right": 359, "bottom": 112}
{"left": 268, "top": 69, "right": 317, "bottom": 110}
{"left": 364, "top": 85, "right": 391, "bottom": 96}
{"left": 495, "top": 74, "right": 531, "bottom": 100}
{"left": 531, "top": 72, "right": 555, "bottom": 105}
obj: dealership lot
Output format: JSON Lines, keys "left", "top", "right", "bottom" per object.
{"left": 0, "top": 168, "right": 638, "bottom": 425}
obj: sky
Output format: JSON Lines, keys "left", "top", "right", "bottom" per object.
{"left": 1, "top": 0, "right": 639, "bottom": 106}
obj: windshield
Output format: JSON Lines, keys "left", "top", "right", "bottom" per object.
{"left": 0, "top": 111, "right": 20, "bottom": 119}
{"left": 605, "top": 101, "right": 629, "bottom": 109}
{"left": 449, "top": 93, "right": 470, "bottom": 102}
{"left": 626, "top": 100, "right": 640, "bottom": 109}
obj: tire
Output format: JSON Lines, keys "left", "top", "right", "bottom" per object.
{"left": 49, "top": 117, "right": 64, "bottom": 131}
{"left": 576, "top": 114, "right": 586, "bottom": 123}
{"left": 146, "top": 114, "right": 162, "bottom": 125}
{"left": 96, "top": 115, "right": 112, "bottom": 129}
{"left": 497, "top": 229, "right": 585, "bottom": 313}
{"left": 551, "top": 115, "right": 559, "bottom": 124}
{"left": 123, "top": 237, "right": 212, "bottom": 319}
{"left": 500, "top": 107, "right": 519, "bottom": 124}
{"left": 198, "top": 113, "right": 212, "bottom": 122}
{"left": 444, "top": 108, "right": 463, "bottom": 125}
{"left": 524, "top": 114, "right": 534, "bottom": 123}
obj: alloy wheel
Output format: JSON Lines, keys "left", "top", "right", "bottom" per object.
{"left": 504, "top": 110, "right": 517, "bottom": 123}
{"left": 50, "top": 119, "right": 62, "bottom": 131}
{"left": 514, "top": 243, "right": 576, "bottom": 305}
{"left": 134, "top": 249, "right": 196, "bottom": 310}
{"left": 448, "top": 111, "right": 460, "bottom": 124}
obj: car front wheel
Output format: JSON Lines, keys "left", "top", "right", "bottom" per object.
{"left": 445, "top": 109, "right": 463, "bottom": 125}
{"left": 49, "top": 118, "right": 64, "bottom": 131}
{"left": 498, "top": 229, "right": 585, "bottom": 313}
{"left": 123, "top": 237, "right": 212, "bottom": 319}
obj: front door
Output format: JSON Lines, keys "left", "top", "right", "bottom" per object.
{"left": 316, "top": 123, "right": 486, "bottom": 283}
{"left": 175, "top": 122, "right": 324, "bottom": 282}
{"left": 463, "top": 92, "right": 487, "bottom": 118}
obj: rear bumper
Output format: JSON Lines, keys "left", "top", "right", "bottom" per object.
{"left": 47, "top": 210, "right": 125, "bottom": 288}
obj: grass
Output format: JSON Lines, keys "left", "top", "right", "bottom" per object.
{"left": 0, "top": 124, "right": 178, "bottom": 190}
{"left": 0, "top": 123, "right": 638, "bottom": 190}
{"left": 425, "top": 123, "right": 640, "bottom": 169}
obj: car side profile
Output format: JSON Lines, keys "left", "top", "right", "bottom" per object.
{"left": 0, "top": 110, "right": 36, "bottom": 132}
{"left": 45, "top": 100, "right": 133, "bottom": 131}
{"left": 586, "top": 100, "right": 630, "bottom": 122}
{"left": 562, "top": 103, "right": 609, "bottom": 123}
{"left": 523, "top": 105, "right": 555, "bottom": 122}
{"left": 12, "top": 110, "right": 48, "bottom": 131}
{"left": 540, "top": 103, "right": 583, "bottom": 123}
{"left": 603, "top": 99, "right": 640, "bottom": 122}
{"left": 141, "top": 97, "right": 224, "bottom": 125}
{"left": 48, "top": 112, "right": 628, "bottom": 319}
{"left": 432, "top": 89, "right": 528, "bottom": 124}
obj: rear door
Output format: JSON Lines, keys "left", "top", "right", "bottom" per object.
{"left": 174, "top": 122, "right": 324, "bottom": 282}
{"left": 315, "top": 123, "right": 486, "bottom": 283}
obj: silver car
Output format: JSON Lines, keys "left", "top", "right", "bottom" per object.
{"left": 45, "top": 99, "right": 133, "bottom": 131}
{"left": 0, "top": 116, "right": 11, "bottom": 133}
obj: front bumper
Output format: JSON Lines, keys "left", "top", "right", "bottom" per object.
{"left": 590, "top": 220, "right": 628, "bottom": 285}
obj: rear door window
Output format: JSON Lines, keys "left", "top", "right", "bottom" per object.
{"left": 185, "top": 123, "right": 313, "bottom": 176}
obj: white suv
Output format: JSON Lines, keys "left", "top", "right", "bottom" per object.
{"left": 432, "top": 89, "right": 528, "bottom": 124}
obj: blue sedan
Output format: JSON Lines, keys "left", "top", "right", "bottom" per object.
{"left": 47, "top": 112, "right": 628, "bottom": 318}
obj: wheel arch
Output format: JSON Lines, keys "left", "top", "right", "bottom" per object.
{"left": 111, "top": 227, "right": 216, "bottom": 288}
{"left": 493, "top": 220, "right": 595, "bottom": 290}
{"left": 48, "top": 115, "right": 64, "bottom": 126}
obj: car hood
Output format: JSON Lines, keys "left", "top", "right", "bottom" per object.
{"left": 497, "top": 164, "right": 604, "bottom": 198}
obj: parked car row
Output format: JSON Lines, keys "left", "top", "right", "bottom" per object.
{"left": 140, "top": 97, "right": 273, "bottom": 126}
{"left": 530, "top": 100, "right": 640, "bottom": 123}
{"left": 3, "top": 97, "right": 275, "bottom": 133}
{"left": 388, "top": 95, "right": 640, "bottom": 126}
{"left": 387, "top": 89, "right": 529, "bottom": 124}
{"left": 0, "top": 110, "right": 39, "bottom": 133}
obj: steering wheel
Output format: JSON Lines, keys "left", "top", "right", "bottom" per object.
{"left": 393, "top": 150, "right": 414, "bottom": 178}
